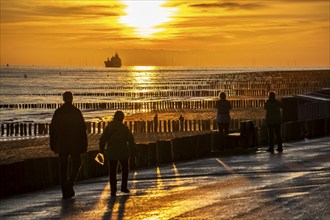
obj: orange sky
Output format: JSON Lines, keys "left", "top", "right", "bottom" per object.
{"left": 0, "top": 0, "right": 329, "bottom": 67}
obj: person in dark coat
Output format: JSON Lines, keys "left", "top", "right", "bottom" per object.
{"left": 264, "top": 91, "right": 283, "bottom": 153}
{"left": 153, "top": 114, "right": 158, "bottom": 132}
{"left": 99, "top": 111, "right": 135, "bottom": 196}
{"left": 215, "top": 92, "right": 231, "bottom": 146}
{"left": 50, "top": 91, "right": 87, "bottom": 199}
{"left": 179, "top": 114, "right": 184, "bottom": 131}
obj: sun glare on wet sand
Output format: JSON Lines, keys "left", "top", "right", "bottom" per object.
{"left": 120, "top": 0, "right": 176, "bottom": 37}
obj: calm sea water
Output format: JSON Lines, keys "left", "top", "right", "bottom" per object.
{"left": 0, "top": 66, "right": 325, "bottom": 124}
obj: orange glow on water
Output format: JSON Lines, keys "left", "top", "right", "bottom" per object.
{"left": 129, "top": 66, "right": 156, "bottom": 85}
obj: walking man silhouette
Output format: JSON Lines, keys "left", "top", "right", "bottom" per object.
{"left": 50, "top": 91, "right": 88, "bottom": 199}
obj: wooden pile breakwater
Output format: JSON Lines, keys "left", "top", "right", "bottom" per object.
{"left": 1, "top": 117, "right": 329, "bottom": 197}
{"left": 2, "top": 69, "right": 329, "bottom": 97}
{"left": 2, "top": 117, "right": 328, "bottom": 138}
{"left": 0, "top": 118, "right": 265, "bottom": 137}
{"left": 2, "top": 86, "right": 327, "bottom": 99}
{"left": 1, "top": 70, "right": 329, "bottom": 111}
{"left": 0, "top": 98, "right": 269, "bottom": 110}
{"left": 1, "top": 70, "right": 329, "bottom": 102}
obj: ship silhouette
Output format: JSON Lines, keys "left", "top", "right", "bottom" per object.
{"left": 104, "top": 53, "right": 122, "bottom": 68}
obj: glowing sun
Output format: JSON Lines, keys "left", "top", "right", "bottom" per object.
{"left": 120, "top": 0, "right": 176, "bottom": 37}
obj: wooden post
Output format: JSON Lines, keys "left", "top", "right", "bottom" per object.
{"left": 86, "top": 122, "right": 91, "bottom": 134}
{"left": 97, "top": 122, "right": 101, "bottom": 134}
{"left": 1, "top": 124, "right": 4, "bottom": 136}
{"left": 34, "top": 124, "right": 37, "bottom": 135}
{"left": 15, "top": 124, "right": 19, "bottom": 136}
{"left": 23, "top": 124, "right": 27, "bottom": 136}
{"left": 6, "top": 124, "right": 9, "bottom": 136}
{"left": 92, "top": 122, "right": 96, "bottom": 134}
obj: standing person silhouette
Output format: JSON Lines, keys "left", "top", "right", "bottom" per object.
{"left": 215, "top": 92, "right": 231, "bottom": 148}
{"left": 50, "top": 91, "right": 88, "bottom": 199}
{"left": 153, "top": 114, "right": 158, "bottom": 132}
{"left": 264, "top": 91, "right": 283, "bottom": 153}
{"left": 179, "top": 114, "right": 184, "bottom": 131}
{"left": 99, "top": 111, "right": 135, "bottom": 196}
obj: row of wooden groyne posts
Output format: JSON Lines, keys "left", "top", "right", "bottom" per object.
{"left": 2, "top": 86, "right": 327, "bottom": 99}
{"left": 14, "top": 69, "right": 329, "bottom": 94}
{"left": 1, "top": 83, "right": 328, "bottom": 111}
{"left": 3, "top": 69, "right": 329, "bottom": 100}
{"left": 1, "top": 117, "right": 329, "bottom": 197}
{"left": 0, "top": 98, "right": 273, "bottom": 110}
{"left": 0, "top": 118, "right": 263, "bottom": 137}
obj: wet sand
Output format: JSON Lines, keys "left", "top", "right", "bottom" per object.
{"left": 0, "top": 108, "right": 265, "bottom": 165}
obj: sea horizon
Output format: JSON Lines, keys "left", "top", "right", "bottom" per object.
{"left": 1, "top": 64, "right": 329, "bottom": 69}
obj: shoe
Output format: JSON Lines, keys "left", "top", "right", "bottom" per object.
{"left": 276, "top": 148, "right": 283, "bottom": 153}
{"left": 121, "top": 189, "right": 130, "bottom": 193}
{"left": 62, "top": 186, "right": 75, "bottom": 199}
{"left": 266, "top": 148, "right": 274, "bottom": 153}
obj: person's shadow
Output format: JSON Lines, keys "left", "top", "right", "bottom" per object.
{"left": 102, "top": 195, "right": 130, "bottom": 220}
{"left": 60, "top": 198, "right": 79, "bottom": 217}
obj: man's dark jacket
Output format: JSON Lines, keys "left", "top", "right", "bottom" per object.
{"left": 50, "top": 103, "right": 87, "bottom": 154}
{"left": 264, "top": 99, "right": 282, "bottom": 126}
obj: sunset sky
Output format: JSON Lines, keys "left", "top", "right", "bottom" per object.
{"left": 1, "top": 0, "right": 329, "bottom": 67}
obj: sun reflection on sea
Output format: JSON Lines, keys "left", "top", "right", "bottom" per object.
{"left": 129, "top": 66, "right": 157, "bottom": 87}
{"left": 132, "top": 66, "right": 156, "bottom": 71}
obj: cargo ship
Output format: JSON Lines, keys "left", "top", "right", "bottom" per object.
{"left": 104, "top": 53, "right": 122, "bottom": 68}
